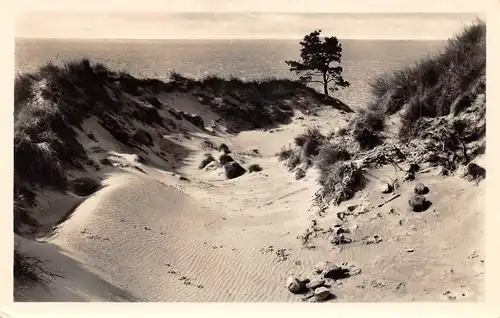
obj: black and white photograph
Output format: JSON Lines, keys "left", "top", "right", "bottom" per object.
{"left": 12, "top": 7, "right": 486, "bottom": 304}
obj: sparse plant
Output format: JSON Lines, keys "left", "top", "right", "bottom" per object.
{"left": 316, "top": 162, "right": 366, "bottom": 208}
{"left": 199, "top": 153, "right": 215, "bottom": 169}
{"left": 278, "top": 145, "right": 294, "bottom": 161}
{"left": 219, "top": 154, "right": 234, "bottom": 165}
{"left": 68, "top": 177, "right": 101, "bottom": 196}
{"left": 248, "top": 164, "right": 263, "bottom": 173}
{"left": 295, "top": 168, "right": 306, "bottom": 180}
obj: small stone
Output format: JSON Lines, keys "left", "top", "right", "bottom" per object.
{"left": 314, "top": 287, "right": 331, "bottom": 301}
{"left": 286, "top": 276, "right": 304, "bottom": 294}
{"left": 380, "top": 183, "right": 393, "bottom": 194}
{"left": 313, "top": 262, "right": 326, "bottom": 274}
{"left": 414, "top": 183, "right": 428, "bottom": 195}
{"left": 306, "top": 277, "right": 325, "bottom": 290}
{"left": 408, "top": 195, "right": 427, "bottom": 212}
{"left": 322, "top": 263, "right": 343, "bottom": 279}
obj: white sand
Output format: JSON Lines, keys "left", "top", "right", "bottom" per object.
{"left": 15, "top": 97, "right": 484, "bottom": 302}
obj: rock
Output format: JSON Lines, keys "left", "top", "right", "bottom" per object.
{"left": 224, "top": 161, "right": 246, "bottom": 179}
{"left": 219, "top": 154, "right": 234, "bottom": 165}
{"left": 414, "top": 183, "right": 428, "bottom": 195}
{"left": 286, "top": 276, "right": 304, "bottom": 294}
{"left": 380, "top": 183, "right": 393, "bottom": 194}
{"left": 306, "top": 278, "right": 325, "bottom": 290}
{"left": 322, "top": 262, "right": 344, "bottom": 279}
{"left": 313, "top": 262, "right": 326, "bottom": 274}
{"left": 409, "top": 195, "right": 427, "bottom": 212}
{"left": 314, "top": 287, "right": 331, "bottom": 301}
{"left": 218, "top": 143, "right": 231, "bottom": 154}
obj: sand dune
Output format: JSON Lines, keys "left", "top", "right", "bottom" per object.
{"left": 14, "top": 23, "right": 485, "bottom": 301}
{"left": 15, "top": 100, "right": 484, "bottom": 301}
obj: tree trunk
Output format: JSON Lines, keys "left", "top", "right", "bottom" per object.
{"left": 322, "top": 72, "right": 329, "bottom": 96}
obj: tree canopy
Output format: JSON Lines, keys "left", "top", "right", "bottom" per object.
{"left": 286, "top": 30, "right": 350, "bottom": 96}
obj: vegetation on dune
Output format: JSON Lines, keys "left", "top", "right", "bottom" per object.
{"left": 280, "top": 20, "right": 486, "bottom": 208}
{"left": 285, "top": 30, "right": 350, "bottom": 96}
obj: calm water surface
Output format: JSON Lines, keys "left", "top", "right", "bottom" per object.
{"left": 15, "top": 38, "right": 446, "bottom": 110}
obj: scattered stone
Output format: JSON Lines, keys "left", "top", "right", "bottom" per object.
{"left": 199, "top": 153, "right": 215, "bottom": 169}
{"left": 219, "top": 143, "right": 231, "bottom": 154}
{"left": 314, "top": 287, "right": 332, "bottom": 301}
{"left": 323, "top": 262, "right": 345, "bottom": 279}
{"left": 219, "top": 154, "right": 234, "bottom": 165}
{"left": 362, "top": 235, "right": 382, "bottom": 245}
{"left": 408, "top": 195, "right": 428, "bottom": 212}
{"left": 224, "top": 161, "right": 246, "bottom": 179}
{"left": 380, "top": 183, "right": 393, "bottom": 194}
{"left": 346, "top": 205, "right": 358, "bottom": 212}
{"left": 414, "top": 183, "right": 429, "bottom": 195}
{"left": 306, "top": 278, "right": 325, "bottom": 290}
{"left": 286, "top": 276, "right": 304, "bottom": 294}
{"left": 313, "top": 262, "right": 326, "bottom": 274}
{"left": 463, "top": 162, "right": 486, "bottom": 182}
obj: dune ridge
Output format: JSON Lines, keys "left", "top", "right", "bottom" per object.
{"left": 13, "top": 21, "right": 485, "bottom": 302}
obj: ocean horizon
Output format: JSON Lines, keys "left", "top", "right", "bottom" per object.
{"left": 15, "top": 38, "right": 446, "bottom": 110}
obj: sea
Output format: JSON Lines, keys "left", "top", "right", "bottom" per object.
{"left": 15, "top": 38, "right": 446, "bottom": 110}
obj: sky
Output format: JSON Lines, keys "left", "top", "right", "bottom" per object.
{"left": 15, "top": 12, "right": 483, "bottom": 40}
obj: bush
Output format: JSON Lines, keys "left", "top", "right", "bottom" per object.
{"left": 219, "top": 154, "right": 234, "bottom": 165}
{"left": 463, "top": 162, "right": 486, "bottom": 182}
{"left": 368, "top": 19, "right": 485, "bottom": 126}
{"left": 316, "top": 162, "right": 366, "bottom": 207}
{"left": 248, "top": 164, "right": 263, "bottom": 173}
{"left": 316, "top": 143, "right": 351, "bottom": 172}
{"left": 68, "top": 177, "right": 101, "bottom": 196}
{"left": 295, "top": 168, "right": 306, "bottom": 180}
{"left": 278, "top": 145, "right": 294, "bottom": 161}
{"left": 14, "top": 250, "right": 59, "bottom": 286}
{"left": 218, "top": 143, "right": 231, "bottom": 154}
{"left": 350, "top": 109, "right": 385, "bottom": 149}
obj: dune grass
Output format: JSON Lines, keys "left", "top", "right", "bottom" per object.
{"left": 307, "top": 20, "right": 486, "bottom": 208}
{"left": 368, "top": 20, "right": 485, "bottom": 137}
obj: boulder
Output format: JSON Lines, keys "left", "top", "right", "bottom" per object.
{"left": 286, "top": 276, "right": 304, "bottom": 294}
{"left": 224, "top": 161, "right": 246, "bottom": 179}
{"left": 414, "top": 183, "right": 428, "bottom": 195}
{"left": 409, "top": 195, "right": 427, "bottom": 212}
{"left": 380, "top": 183, "right": 393, "bottom": 194}
{"left": 314, "top": 287, "right": 331, "bottom": 301}
{"left": 322, "top": 263, "right": 344, "bottom": 279}
{"left": 219, "top": 154, "right": 234, "bottom": 165}
{"left": 306, "top": 278, "right": 325, "bottom": 290}
{"left": 313, "top": 262, "right": 326, "bottom": 274}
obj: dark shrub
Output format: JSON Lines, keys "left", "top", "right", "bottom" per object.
{"left": 132, "top": 128, "right": 153, "bottom": 147}
{"left": 219, "top": 143, "right": 231, "bottom": 154}
{"left": 248, "top": 164, "right": 263, "bottom": 173}
{"left": 278, "top": 146, "right": 294, "bottom": 161}
{"left": 14, "top": 250, "right": 60, "bottom": 286}
{"left": 463, "top": 162, "right": 486, "bottom": 182}
{"left": 199, "top": 153, "right": 215, "bottom": 169}
{"left": 219, "top": 154, "right": 234, "bottom": 165}
{"left": 316, "top": 162, "right": 366, "bottom": 207}
{"left": 69, "top": 177, "right": 101, "bottom": 196}
{"left": 295, "top": 168, "right": 306, "bottom": 180}
{"left": 316, "top": 144, "right": 351, "bottom": 172}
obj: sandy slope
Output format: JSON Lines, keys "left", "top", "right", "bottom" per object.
{"left": 15, "top": 98, "right": 484, "bottom": 302}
